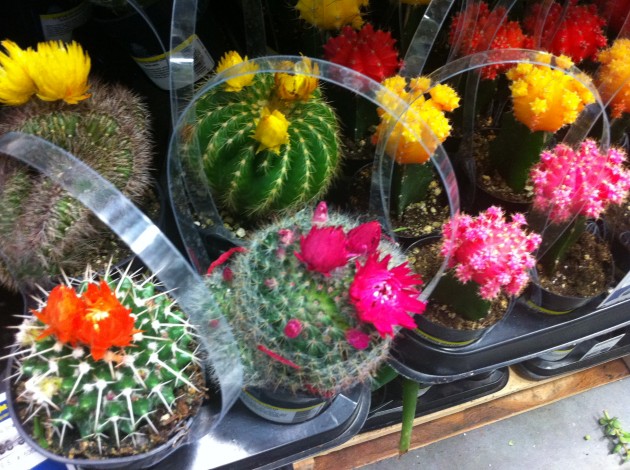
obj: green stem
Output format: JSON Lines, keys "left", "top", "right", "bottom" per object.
{"left": 538, "top": 216, "right": 587, "bottom": 276}
{"left": 399, "top": 378, "right": 420, "bottom": 456}
{"left": 391, "top": 163, "right": 436, "bottom": 219}
{"left": 432, "top": 271, "right": 491, "bottom": 321}
{"left": 33, "top": 416, "right": 49, "bottom": 449}
{"left": 371, "top": 364, "right": 399, "bottom": 391}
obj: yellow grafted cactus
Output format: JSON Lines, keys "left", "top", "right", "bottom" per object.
{"left": 0, "top": 40, "right": 36, "bottom": 105}
{"left": 596, "top": 38, "right": 630, "bottom": 119}
{"left": 216, "top": 51, "right": 259, "bottom": 92}
{"left": 275, "top": 58, "right": 319, "bottom": 101}
{"left": 506, "top": 57, "right": 594, "bottom": 132}
{"left": 295, "top": 0, "right": 369, "bottom": 30}
{"left": 372, "top": 76, "right": 460, "bottom": 164}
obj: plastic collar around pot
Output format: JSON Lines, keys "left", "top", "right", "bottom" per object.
{"left": 166, "top": 55, "right": 461, "bottom": 300}
{"left": 0, "top": 132, "right": 243, "bottom": 429}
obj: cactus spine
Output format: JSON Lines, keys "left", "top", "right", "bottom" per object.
{"left": 0, "top": 79, "right": 154, "bottom": 291}
{"left": 189, "top": 61, "right": 341, "bottom": 218}
{"left": 9, "top": 266, "right": 205, "bottom": 459}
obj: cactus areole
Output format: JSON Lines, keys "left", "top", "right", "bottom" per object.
{"left": 8, "top": 266, "right": 206, "bottom": 460}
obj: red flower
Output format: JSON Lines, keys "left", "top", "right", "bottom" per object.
{"left": 323, "top": 24, "right": 402, "bottom": 83}
{"left": 294, "top": 226, "right": 350, "bottom": 275}
{"left": 346, "top": 221, "right": 381, "bottom": 256}
{"left": 349, "top": 254, "right": 425, "bottom": 337}
{"left": 284, "top": 319, "right": 303, "bottom": 338}
{"left": 34, "top": 284, "right": 85, "bottom": 344}
{"left": 76, "top": 281, "right": 137, "bottom": 361}
{"left": 206, "top": 246, "right": 247, "bottom": 275}
{"left": 257, "top": 344, "right": 301, "bottom": 370}
{"left": 345, "top": 328, "right": 371, "bottom": 350}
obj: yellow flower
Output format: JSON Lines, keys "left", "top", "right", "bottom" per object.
{"left": 0, "top": 40, "right": 37, "bottom": 105}
{"left": 275, "top": 57, "right": 319, "bottom": 101}
{"left": 253, "top": 107, "right": 290, "bottom": 154}
{"left": 295, "top": 0, "right": 369, "bottom": 30}
{"left": 596, "top": 38, "right": 630, "bottom": 118}
{"left": 216, "top": 51, "right": 258, "bottom": 92}
{"left": 27, "top": 40, "right": 91, "bottom": 104}
{"left": 506, "top": 58, "right": 595, "bottom": 132}
{"left": 373, "top": 75, "right": 460, "bottom": 164}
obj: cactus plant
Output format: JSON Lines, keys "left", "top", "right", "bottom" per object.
{"left": 7, "top": 265, "right": 206, "bottom": 459}
{"left": 186, "top": 54, "right": 341, "bottom": 219}
{"left": 0, "top": 40, "right": 153, "bottom": 291}
{"left": 205, "top": 202, "right": 425, "bottom": 397}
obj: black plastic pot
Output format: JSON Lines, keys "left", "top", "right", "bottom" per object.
{"left": 412, "top": 314, "right": 497, "bottom": 348}
{"left": 240, "top": 387, "right": 332, "bottom": 424}
{"left": 522, "top": 281, "right": 600, "bottom": 315}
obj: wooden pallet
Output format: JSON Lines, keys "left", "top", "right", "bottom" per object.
{"left": 294, "top": 358, "right": 630, "bottom": 470}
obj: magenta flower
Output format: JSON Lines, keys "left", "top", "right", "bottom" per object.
{"left": 346, "top": 221, "right": 382, "bottom": 256}
{"left": 278, "top": 229, "right": 295, "bottom": 246}
{"left": 345, "top": 328, "right": 371, "bottom": 350}
{"left": 441, "top": 207, "right": 541, "bottom": 300}
{"left": 531, "top": 140, "right": 630, "bottom": 224}
{"left": 349, "top": 254, "right": 425, "bottom": 337}
{"left": 294, "top": 226, "right": 350, "bottom": 275}
{"left": 284, "top": 319, "right": 303, "bottom": 338}
{"left": 312, "top": 201, "right": 328, "bottom": 225}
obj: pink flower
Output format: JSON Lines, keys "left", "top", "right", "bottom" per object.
{"left": 312, "top": 201, "right": 328, "bottom": 225}
{"left": 345, "top": 328, "right": 371, "bottom": 349}
{"left": 346, "top": 221, "right": 382, "bottom": 256}
{"left": 278, "top": 229, "right": 295, "bottom": 246}
{"left": 349, "top": 254, "right": 425, "bottom": 337}
{"left": 531, "top": 140, "right": 630, "bottom": 224}
{"left": 294, "top": 226, "right": 350, "bottom": 275}
{"left": 441, "top": 207, "right": 541, "bottom": 299}
{"left": 284, "top": 319, "right": 303, "bottom": 338}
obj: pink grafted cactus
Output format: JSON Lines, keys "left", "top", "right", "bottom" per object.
{"left": 441, "top": 207, "right": 541, "bottom": 300}
{"left": 531, "top": 140, "right": 630, "bottom": 224}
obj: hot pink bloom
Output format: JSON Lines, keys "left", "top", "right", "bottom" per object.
{"left": 278, "top": 229, "right": 295, "bottom": 245}
{"left": 312, "top": 201, "right": 328, "bottom": 225}
{"left": 345, "top": 328, "right": 371, "bottom": 350}
{"left": 284, "top": 319, "right": 303, "bottom": 338}
{"left": 349, "top": 254, "right": 425, "bottom": 337}
{"left": 294, "top": 226, "right": 350, "bottom": 275}
{"left": 441, "top": 207, "right": 541, "bottom": 300}
{"left": 346, "top": 221, "right": 381, "bottom": 256}
{"left": 531, "top": 140, "right": 630, "bottom": 224}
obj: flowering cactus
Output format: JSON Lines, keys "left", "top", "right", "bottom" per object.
{"left": 531, "top": 140, "right": 630, "bottom": 224}
{"left": 596, "top": 38, "right": 630, "bottom": 119}
{"left": 295, "top": 0, "right": 369, "bottom": 30}
{"left": 323, "top": 24, "right": 402, "bottom": 83}
{"left": 206, "top": 202, "right": 425, "bottom": 396}
{"left": 524, "top": 0, "right": 607, "bottom": 65}
{"left": 8, "top": 267, "right": 205, "bottom": 459}
{"left": 448, "top": 2, "right": 534, "bottom": 80}
{"left": 372, "top": 75, "right": 460, "bottom": 164}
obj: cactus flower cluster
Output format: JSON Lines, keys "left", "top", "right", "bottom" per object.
{"left": 295, "top": 0, "right": 368, "bottom": 30}
{"left": 505, "top": 57, "right": 595, "bottom": 132}
{"left": 372, "top": 75, "right": 460, "bottom": 164}
{"left": 441, "top": 206, "right": 541, "bottom": 300}
{"left": 448, "top": 2, "right": 534, "bottom": 80}
{"left": 206, "top": 202, "right": 425, "bottom": 396}
{"left": 0, "top": 39, "right": 90, "bottom": 106}
{"left": 9, "top": 267, "right": 205, "bottom": 458}
{"left": 531, "top": 140, "right": 630, "bottom": 224}
{"left": 323, "top": 24, "right": 402, "bottom": 83}
{"left": 596, "top": 38, "right": 630, "bottom": 119}
{"left": 524, "top": 0, "right": 607, "bottom": 65}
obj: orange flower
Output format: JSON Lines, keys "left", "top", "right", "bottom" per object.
{"left": 76, "top": 281, "right": 137, "bottom": 361}
{"left": 34, "top": 284, "right": 85, "bottom": 344}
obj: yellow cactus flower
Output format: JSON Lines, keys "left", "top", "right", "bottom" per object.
{"left": 373, "top": 75, "right": 460, "bottom": 164}
{"left": 27, "top": 40, "right": 91, "bottom": 104}
{"left": 275, "top": 57, "right": 319, "bottom": 101}
{"left": 596, "top": 38, "right": 630, "bottom": 119}
{"left": 253, "top": 107, "right": 290, "bottom": 154}
{"left": 0, "top": 40, "right": 37, "bottom": 105}
{"left": 295, "top": 0, "right": 369, "bottom": 30}
{"left": 506, "top": 58, "right": 595, "bottom": 132}
{"left": 216, "top": 51, "right": 258, "bottom": 92}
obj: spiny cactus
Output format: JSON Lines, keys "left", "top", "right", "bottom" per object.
{"left": 206, "top": 202, "right": 425, "bottom": 397}
{"left": 8, "top": 266, "right": 205, "bottom": 459}
{"left": 0, "top": 77, "right": 153, "bottom": 291}
{"left": 186, "top": 54, "right": 341, "bottom": 219}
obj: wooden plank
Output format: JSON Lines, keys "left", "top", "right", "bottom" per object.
{"left": 298, "top": 359, "right": 630, "bottom": 470}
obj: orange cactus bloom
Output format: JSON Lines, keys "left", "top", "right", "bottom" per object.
{"left": 77, "top": 281, "right": 137, "bottom": 361}
{"left": 34, "top": 284, "right": 85, "bottom": 344}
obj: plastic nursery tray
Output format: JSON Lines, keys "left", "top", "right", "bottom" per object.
{"left": 516, "top": 326, "right": 630, "bottom": 381}
{"left": 390, "top": 295, "right": 630, "bottom": 384}
{"left": 363, "top": 368, "right": 509, "bottom": 433}
{"left": 151, "top": 384, "right": 371, "bottom": 470}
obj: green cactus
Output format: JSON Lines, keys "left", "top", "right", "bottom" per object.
{"left": 0, "top": 79, "right": 154, "bottom": 291}
{"left": 206, "top": 203, "right": 423, "bottom": 397}
{"left": 9, "top": 266, "right": 205, "bottom": 459}
{"left": 187, "top": 69, "right": 341, "bottom": 219}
